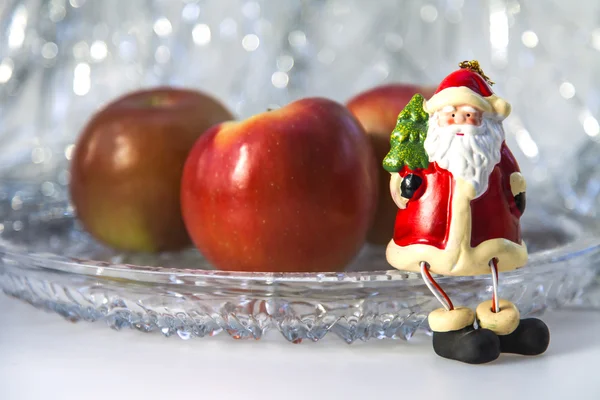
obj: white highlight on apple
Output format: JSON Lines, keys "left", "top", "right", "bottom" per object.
{"left": 232, "top": 145, "right": 250, "bottom": 189}
{"left": 113, "top": 135, "right": 135, "bottom": 171}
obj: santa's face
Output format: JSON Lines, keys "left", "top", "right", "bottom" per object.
{"left": 424, "top": 104, "right": 504, "bottom": 198}
{"left": 437, "top": 105, "right": 483, "bottom": 127}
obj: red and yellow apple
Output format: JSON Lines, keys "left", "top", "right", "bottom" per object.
{"left": 181, "top": 98, "right": 378, "bottom": 273}
{"left": 347, "top": 83, "right": 435, "bottom": 245}
{"left": 70, "top": 87, "right": 234, "bottom": 252}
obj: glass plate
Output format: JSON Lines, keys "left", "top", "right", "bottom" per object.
{"left": 1, "top": 179, "right": 599, "bottom": 343}
{"left": 3, "top": 0, "right": 600, "bottom": 343}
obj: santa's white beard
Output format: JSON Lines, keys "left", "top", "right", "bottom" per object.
{"left": 424, "top": 117, "right": 505, "bottom": 197}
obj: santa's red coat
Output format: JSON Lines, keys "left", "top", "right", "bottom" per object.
{"left": 394, "top": 142, "right": 522, "bottom": 248}
{"left": 386, "top": 142, "right": 527, "bottom": 276}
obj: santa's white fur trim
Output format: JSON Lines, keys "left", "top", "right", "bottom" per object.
{"left": 385, "top": 178, "right": 528, "bottom": 276}
{"left": 429, "top": 307, "right": 475, "bottom": 332}
{"left": 476, "top": 299, "right": 520, "bottom": 335}
{"left": 510, "top": 172, "right": 526, "bottom": 196}
{"left": 423, "top": 87, "right": 511, "bottom": 120}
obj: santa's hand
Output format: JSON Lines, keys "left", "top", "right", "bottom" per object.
{"left": 514, "top": 193, "right": 526, "bottom": 214}
{"left": 510, "top": 172, "right": 527, "bottom": 215}
{"left": 390, "top": 173, "right": 409, "bottom": 209}
{"left": 401, "top": 174, "right": 423, "bottom": 199}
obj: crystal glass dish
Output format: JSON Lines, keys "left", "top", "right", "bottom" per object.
{"left": 1, "top": 178, "right": 598, "bottom": 342}
{"left": 2, "top": 0, "right": 600, "bottom": 342}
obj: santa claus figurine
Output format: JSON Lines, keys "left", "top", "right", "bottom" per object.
{"left": 384, "top": 61, "right": 549, "bottom": 364}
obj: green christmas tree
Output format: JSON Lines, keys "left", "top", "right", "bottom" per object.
{"left": 382, "top": 93, "right": 430, "bottom": 172}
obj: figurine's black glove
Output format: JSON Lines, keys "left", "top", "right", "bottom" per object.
{"left": 400, "top": 174, "right": 423, "bottom": 199}
{"left": 514, "top": 192, "right": 526, "bottom": 215}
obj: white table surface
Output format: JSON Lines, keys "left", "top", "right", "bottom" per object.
{"left": 1, "top": 293, "right": 598, "bottom": 400}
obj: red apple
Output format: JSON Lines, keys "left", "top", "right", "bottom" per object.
{"left": 347, "top": 84, "right": 436, "bottom": 245}
{"left": 181, "top": 98, "right": 378, "bottom": 273}
{"left": 70, "top": 87, "right": 234, "bottom": 252}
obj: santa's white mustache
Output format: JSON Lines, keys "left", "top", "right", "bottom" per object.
{"left": 437, "top": 123, "right": 486, "bottom": 136}
{"left": 425, "top": 123, "right": 494, "bottom": 163}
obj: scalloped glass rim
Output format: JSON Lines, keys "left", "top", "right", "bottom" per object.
{"left": 2, "top": 225, "right": 599, "bottom": 286}
{"left": 2, "top": 198, "right": 599, "bottom": 342}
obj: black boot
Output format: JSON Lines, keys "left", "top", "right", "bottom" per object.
{"left": 432, "top": 326, "right": 500, "bottom": 364}
{"left": 498, "top": 318, "right": 550, "bottom": 356}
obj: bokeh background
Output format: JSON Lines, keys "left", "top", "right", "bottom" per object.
{"left": 1, "top": 0, "right": 600, "bottom": 211}
{"left": 2, "top": 0, "right": 600, "bottom": 338}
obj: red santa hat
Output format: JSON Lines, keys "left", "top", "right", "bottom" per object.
{"left": 423, "top": 60, "right": 511, "bottom": 120}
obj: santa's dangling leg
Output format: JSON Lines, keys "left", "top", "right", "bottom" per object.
{"left": 475, "top": 259, "right": 550, "bottom": 356}
{"left": 420, "top": 262, "right": 501, "bottom": 364}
